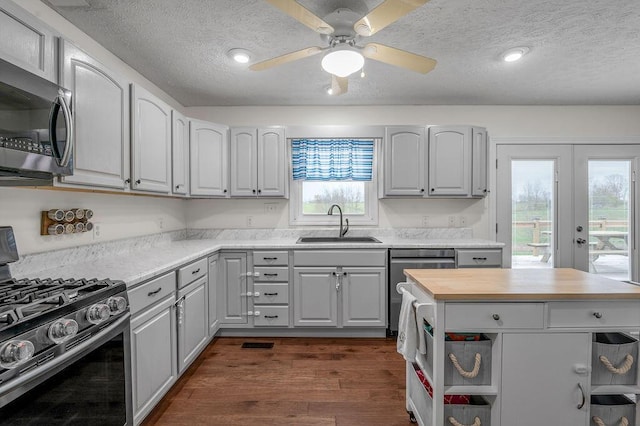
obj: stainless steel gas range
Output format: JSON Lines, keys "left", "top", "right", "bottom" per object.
{"left": 0, "top": 226, "right": 133, "bottom": 425}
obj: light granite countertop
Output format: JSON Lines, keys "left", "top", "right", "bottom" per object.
{"left": 10, "top": 228, "right": 504, "bottom": 289}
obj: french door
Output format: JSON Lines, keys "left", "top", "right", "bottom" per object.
{"left": 496, "top": 144, "right": 640, "bottom": 282}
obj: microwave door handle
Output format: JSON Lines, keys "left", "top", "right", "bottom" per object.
{"left": 50, "top": 90, "right": 74, "bottom": 168}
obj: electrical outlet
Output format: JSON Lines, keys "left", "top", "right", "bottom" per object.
{"left": 93, "top": 223, "right": 101, "bottom": 240}
{"left": 422, "top": 216, "right": 430, "bottom": 227}
{"left": 157, "top": 218, "right": 164, "bottom": 230}
{"left": 459, "top": 216, "right": 467, "bottom": 227}
{"left": 264, "top": 203, "right": 277, "bottom": 214}
{"left": 448, "top": 216, "right": 456, "bottom": 228}
{"left": 246, "top": 216, "right": 253, "bottom": 227}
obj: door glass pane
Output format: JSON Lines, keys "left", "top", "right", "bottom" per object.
{"left": 511, "top": 161, "right": 554, "bottom": 268}
{"left": 587, "top": 161, "right": 630, "bottom": 280}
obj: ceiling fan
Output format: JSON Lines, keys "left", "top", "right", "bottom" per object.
{"left": 250, "top": 0, "right": 436, "bottom": 95}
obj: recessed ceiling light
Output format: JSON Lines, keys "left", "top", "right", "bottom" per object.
{"left": 227, "top": 49, "right": 251, "bottom": 64}
{"left": 502, "top": 47, "right": 529, "bottom": 62}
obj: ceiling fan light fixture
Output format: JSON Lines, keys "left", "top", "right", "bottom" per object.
{"left": 227, "top": 48, "right": 251, "bottom": 64}
{"left": 502, "top": 47, "right": 529, "bottom": 63}
{"left": 321, "top": 49, "right": 365, "bottom": 78}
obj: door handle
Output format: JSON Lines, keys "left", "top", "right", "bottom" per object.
{"left": 576, "top": 238, "right": 587, "bottom": 246}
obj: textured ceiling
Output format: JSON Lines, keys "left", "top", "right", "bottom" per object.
{"left": 42, "top": 0, "right": 640, "bottom": 106}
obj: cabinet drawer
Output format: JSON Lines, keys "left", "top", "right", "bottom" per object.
{"left": 254, "top": 267, "right": 288, "bottom": 282}
{"left": 253, "top": 251, "right": 288, "bottom": 266}
{"left": 254, "top": 306, "right": 289, "bottom": 327}
{"left": 129, "top": 272, "right": 176, "bottom": 315}
{"left": 255, "top": 283, "right": 289, "bottom": 304}
{"left": 294, "top": 250, "right": 386, "bottom": 267}
{"left": 548, "top": 301, "right": 640, "bottom": 328}
{"left": 178, "top": 258, "right": 207, "bottom": 289}
{"left": 456, "top": 249, "right": 502, "bottom": 268}
{"left": 445, "top": 303, "right": 544, "bottom": 330}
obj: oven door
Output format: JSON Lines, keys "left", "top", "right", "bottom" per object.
{"left": 0, "top": 314, "right": 133, "bottom": 425}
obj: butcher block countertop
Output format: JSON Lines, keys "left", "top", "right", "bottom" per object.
{"left": 403, "top": 268, "right": 640, "bottom": 301}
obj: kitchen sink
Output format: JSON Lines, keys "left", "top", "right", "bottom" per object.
{"left": 296, "top": 236, "right": 382, "bottom": 243}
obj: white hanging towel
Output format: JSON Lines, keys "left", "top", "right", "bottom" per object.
{"left": 397, "top": 289, "right": 418, "bottom": 362}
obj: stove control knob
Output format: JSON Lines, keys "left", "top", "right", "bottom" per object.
{"left": 0, "top": 340, "right": 35, "bottom": 369}
{"left": 107, "top": 296, "right": 127, "bottom": 315}
{"left": 86, "top": 303, "right": 111, "bottom": 324}
{"left": 48, "top": 319, "right": 79, "bottom": 344}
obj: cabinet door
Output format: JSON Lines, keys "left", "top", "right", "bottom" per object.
{"left": 218, "top": 252, "right": 248, "bottom": 324}
{"left": 177, "top": 277, "right": 209, "bottom": 373}
{"left": 59, "top": 40, "right": 130, "bottom": 189}
{"left": 190, "top": 119, "right": 229, "bottom": 197}
{"left": 293, "top": 267, "right": 337, "bottom": 327}
{"left": 341, "top": 267, "right": 386, "bottom": 327}
{"left": 428, "top": 125, "right": 471, "bottom": 196}
{"left": 501, "top": 333, "right": 590, "bottom": 426}
{"left": 0, "top": 0, "right": 56, "bottom": 82}
{"left": 131, "top": 84, "right": 171, "bottom": 193}
{"left": 471, "top": 127, "right": 488, "bottom": 197}
{"left": 383, "top": 126, "right": 426, "bottom": 196}
{"left": 131, "top": 295, "right": 177, "bottom": 425}
{"left": 257, "top": 127, "right": 287, "bottom": 197}
{"left": 208, "top": 254, "right": 219, "bottom": 336}
{"left": 171, "top": 110, "right": 189, "bottom": 195}
{"left": 230, "top": 127, "right": 257, "bottom": 196}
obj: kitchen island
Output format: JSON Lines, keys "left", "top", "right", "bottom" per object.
{"left": 400, "top": 268, "right": 640, "bottom": 426}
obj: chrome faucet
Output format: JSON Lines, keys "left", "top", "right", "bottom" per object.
{"left": 327, "top": 204, "right": 349, "bottom": 238}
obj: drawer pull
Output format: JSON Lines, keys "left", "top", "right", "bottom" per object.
{"left": 593, "top": 312, "right": 603, "bottom": 319}
{"left": 599, "top": 354, "right": 634, "bottom": 375}
{"left": 263, "top": 257, "right": 278, "bottom": 260}
{"left": 472, "top": 257, "right": 487, "bottom": 260}
{"left": 263, "top": 273, "right": 278, "bottom": 277}
{"left": 147, "top": 287, "right": 162, "bottom": 296}
{"left": 592, "top": 416, "right": 629, "bottom": 426}
{"left": 448, "top": 353, "right": 481, "bottom": 378}
{"left": 492, "top": 313, "right": 500, "bottom": 321}
{"left": 191, "top": 268, "right": 201, "bottom": 275}
{"left": 264, "top": 315, "right": 279, "bottom": 319}
{"left": 448, "top": 416, "right": 481, "bottom": 426}
{"left": 264, "top": 292, "right": 279, "bottom": 296}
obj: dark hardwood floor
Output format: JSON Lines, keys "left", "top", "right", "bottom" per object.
{"left": 142, "top": 336, "right": 410, "bottom": 425}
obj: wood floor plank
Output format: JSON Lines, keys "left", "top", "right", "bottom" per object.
{"left": 142, "top": 337, "right": 409, "bottom": 426}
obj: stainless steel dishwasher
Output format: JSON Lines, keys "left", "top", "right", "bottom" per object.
{"left": 388, "top": 248, "right": 456, "bottom": 335}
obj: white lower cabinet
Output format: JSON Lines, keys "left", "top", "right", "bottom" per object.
{"left": 218, "top": 252, "right": 248, "bottom": 324}
{"left": 208, "top": 254, "right": 220, "bottom": 336}
{"left": 293, "top": 250, "right": 387, "bottom": 328}
{"left": 501, "top": 333, "right": 590, "bottom": 426}
{"left": 177, "top": 276, "right": 209, "bottom": 373}
{"left": 129, "top": 273, "right": 177, "bottom": 425}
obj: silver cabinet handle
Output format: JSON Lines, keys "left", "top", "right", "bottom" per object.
{"left": 55, "top": 90, "right": 74, "bottom": 167}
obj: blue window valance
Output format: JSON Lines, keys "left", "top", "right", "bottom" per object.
{"left": 291, "top": 139, "right": 374, "bottom": 181}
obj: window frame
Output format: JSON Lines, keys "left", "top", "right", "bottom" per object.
{"left": 289, "top": 138, "right": 379, "bottom": 226}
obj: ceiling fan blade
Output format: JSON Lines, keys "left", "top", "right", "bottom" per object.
{"left": 362, "top": 43, "right": 436, "bottom": 74}
{"left": 354, "top": 0, "right": 429, "bottom": 36}
{"left": 250, "top": 46, "right": 324, "bottom": 71}
{"left": 264, "top": 0, "right": 334, "bottom": 34}
{"left": 330, "top": 74, "right": 348, "bottom": 96}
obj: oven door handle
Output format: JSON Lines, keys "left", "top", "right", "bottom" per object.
{"left": 0, "top": 313, "right": 130, "bottom": 403}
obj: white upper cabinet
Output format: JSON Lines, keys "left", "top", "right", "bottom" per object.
{"left": 428, "top": 125, "right": 471, "bottom": 196}
{"left": 190, "top": 119, "right": 229, "bottom": 197}
{"left": 471, "top": 127, "right": 489, "bottom": 196}
{"left": 59, "top": 39, "right": 130, "bottom": 189}
{"left": 0, "top": 0, "right": 57, "bottom": 82}
{"left": 383, "top": 126, "right": 427, "bottom": 196}
{"left": 230, "top": 127, "right": 286, "bottom": 197}
{"left": 171, "top": 110, "right": 189, "bottom": 196}
{"left": 130, "top": 84, "right": 171, "bottom": 193}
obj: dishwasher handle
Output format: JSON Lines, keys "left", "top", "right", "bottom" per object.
{"left": 390, "top": 258, "right": 456, "bottom": 264}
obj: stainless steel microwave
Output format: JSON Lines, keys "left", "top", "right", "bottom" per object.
{"left": 0, "top": 58, "right": 73, "bottom": 186}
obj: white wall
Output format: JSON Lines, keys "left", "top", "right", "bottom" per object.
{"left": 0, "top": 187, "right": 186, "bottom": 254}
